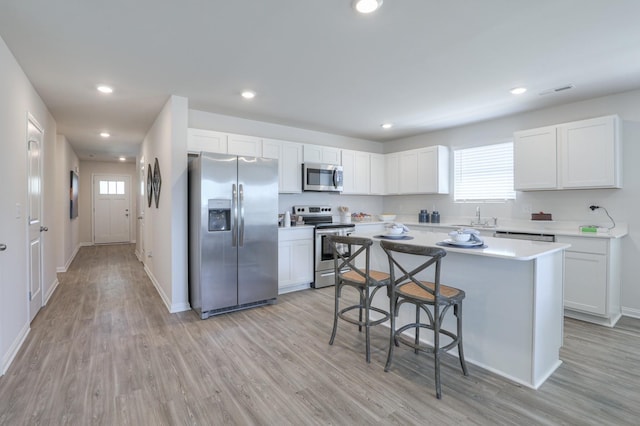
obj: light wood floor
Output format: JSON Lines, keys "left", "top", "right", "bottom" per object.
{"left": 1, "top": 244, "right": 639, "bottom": 425}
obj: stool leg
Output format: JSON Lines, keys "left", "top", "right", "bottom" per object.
{"left": 365, "top": 286, "right": 371, "bottom": 363}
{"left": 434, "top": 305, "right": 441, "bottom": 399}
{"left": 384, "top": 294, "right": 396, "bottom": 372}
{"left": 329, "top": 282, "right": 340, "bottom": 345}
{"left": 414, "top": 305, "right": 420, "bottom": 354}
{"left": 358, "top": 289, "right": 364, "bottom": 333}
{"left": 455, "top": 302, "right": 469, "bottom": 376}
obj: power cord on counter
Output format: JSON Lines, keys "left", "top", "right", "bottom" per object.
{"left": 589, "top": 205, "right": 616, "bottom": 229}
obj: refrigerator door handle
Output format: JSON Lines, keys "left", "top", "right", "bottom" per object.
{"left": 239, "top": 183, "right": 245, "bottom": 247}
{"left": 232, "top": 183, "right": 238, "bottom": 247}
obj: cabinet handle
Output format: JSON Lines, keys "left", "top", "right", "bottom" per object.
{"left": 0, "top": 243, "right": 6, "bottom": 251}
{"left": 40, "top": 226, "right": 48, "bottom": 232}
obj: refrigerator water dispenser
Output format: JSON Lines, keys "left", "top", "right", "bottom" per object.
{"left": 208, "top": 199, "right": 231, "bottom": 231}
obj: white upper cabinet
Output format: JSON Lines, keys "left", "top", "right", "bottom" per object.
{"left": 227, "top": 134, "right": 262, "bottom": 157}
{"left": 514, "top": 115, "right": 621, "bottom": 191}
{"left": 369, "top": 154, "right": 385, "bottom": 195}
{"left": 341, "top": 150, "right": 371, "bottom": 194}
{"left": 417, "top": 146, "right": 449, "bottom": 194}
{"left": 187, "top": 129, "right": 228, "bottom": 154}
{"left": 263, "top": 138, "right": 303, "bottom": 193}
{"left": 392, "top": 146, "right": 449, "bottom": 195}
{"left": 187, "top": 129, "right": 262, "bottom": 157}
{"left": 303, "top": 144, "right": 341, "bottom": 164}
{"left": 560, "top": 116, "right": 621, "bottom": 189}
{"left": 514, "top": 125, "right": 558, "bottom": 190}
{"left": 385, "top": 153, "right": 399, "bottom": 195}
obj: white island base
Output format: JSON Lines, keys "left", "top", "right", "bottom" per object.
{"left": 363, "top": 231, "right": 568, "bottom": 389}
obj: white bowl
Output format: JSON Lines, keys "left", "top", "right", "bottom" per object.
{"left": 387, "top": 226, "right": 403, "bottom": 235}
{"left": 379, "top": 214, "right": 396, "bottom": 222}
{"left": 450, "top": 232, "right": 471, "bottom": 242}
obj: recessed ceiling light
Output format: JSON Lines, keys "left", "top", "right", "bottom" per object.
{"left": 100, "top": 132, "right": 110, "bottom": 138}
{"left": 510, "top": 87, "right": 527, "bottom": 95}
{"left": 119, "top": 157, "right": 126, "bottom": 162}
{"left": 97, "top": 85, "right": 113, "bottom": 94}
{"left": 353, "top": 0, "right": 383, "bottom": 14}
{"left": 241, "top": 90, "right": 256, "bottom": 99}
{"left": 381, "top": 123, "right": 393, "bottom": 129}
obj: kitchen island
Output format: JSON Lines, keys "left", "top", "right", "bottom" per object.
{"left": 354, "top": 229, "right": 570, "bottom": 389}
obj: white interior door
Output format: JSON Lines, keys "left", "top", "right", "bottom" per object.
{"left": 93, "top": 175, "right": 131, "bottom": 244}
{"left": 27, "top": 115, "right": 44, "bottom": 322}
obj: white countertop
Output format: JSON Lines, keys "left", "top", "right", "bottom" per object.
{"left": 367, "top": 218, "right": 628, "bottom": 239}
{"left": 354, "top": 229, "right": 570, "bottom": 261}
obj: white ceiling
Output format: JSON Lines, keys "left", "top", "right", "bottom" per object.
{"left": 1, "top": 0, "right": 640, "bottom": 161}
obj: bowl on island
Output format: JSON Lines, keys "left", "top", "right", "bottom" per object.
{"left": 379, "top": 214, "right": 396, "bottom": 222}
{"left": 387, "top": 226, "right": 404, "bottom": 235}
{"left": 449, "top": 231, "right": 471, "bottom": 242}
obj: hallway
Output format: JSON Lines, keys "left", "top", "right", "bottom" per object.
{"left": 1, "top": 244, "right": 639, "bottom": 425}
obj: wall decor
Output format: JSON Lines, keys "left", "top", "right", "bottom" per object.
{"left": 147, "top": 164, "right": 153, "bottom": 208}
{"left": 70, "top": 170, "right": 79, "bottom": 219}
{"left": 153, "top": 157, "right": 162, "bottom": 208}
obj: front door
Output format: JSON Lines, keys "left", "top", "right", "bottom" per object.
{"left": 93, "top": 174, "right": 131, "bottom": 244}
{"left": 27, "top": 115, "right": 44, "bottom": 321}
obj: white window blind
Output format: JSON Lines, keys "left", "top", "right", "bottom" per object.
{"left": 454, "top": 142, "right": 516, "bottom": 201}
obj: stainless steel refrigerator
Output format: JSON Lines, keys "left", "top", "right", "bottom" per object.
{"left": 188, "top": 152, "right": 278, "bottom": 319}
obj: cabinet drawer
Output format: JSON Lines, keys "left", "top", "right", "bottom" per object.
{"left": 278, "top": 227, "right": 313, "bottom": 242}
{"left": 556, "top": 236, "right": 608, "bottom": 255}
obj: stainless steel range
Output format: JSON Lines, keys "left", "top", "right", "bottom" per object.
{"left": 293, "top": 205, "right": 355, "bottom": 288}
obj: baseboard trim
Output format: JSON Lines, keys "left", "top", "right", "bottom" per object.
{"left": 143, "top": 264, "right": 190, "bottom": 314}
{"left": 56, "top": 244, "right": 82, "bottom": 273}
{"left": 43, "top": 278, "right": 59, "bottom": 305}
{"left": 621, "top": 307, "right": 640, "bottom": 319}
{"left": 1, "top": 322, "right": 30, "bottom": 376}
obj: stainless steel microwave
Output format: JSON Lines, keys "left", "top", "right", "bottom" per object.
{"left": 302, "top": 163, "right": 343, "bottom": 192}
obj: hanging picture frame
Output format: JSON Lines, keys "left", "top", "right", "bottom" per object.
{"left": 152, "top": 157, "right": 162, "bottom": 208}
{"left": 147, "top": 164, "right": 153, "bottom": 208}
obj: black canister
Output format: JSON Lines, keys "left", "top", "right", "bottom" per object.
{"left": 430, "top": 210, "right": 440, "bottom": 223}
{"left": 419, "top": 209, "right": 429, "bottom": 223}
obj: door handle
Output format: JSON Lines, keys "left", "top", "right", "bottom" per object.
{"left": 239, "top": 184, "right": 244, "bottom": 247}
{"left": 231, "top": 183, "right": 238, "bottom": 247}
{"left": 332, "top": 169, "right": 338, "bottom": 188}
{"left": 0, "top": 243, "right": 6, "bottom": 251}
{"left": 40, "top": 226, "right": 48, "bottom": 232}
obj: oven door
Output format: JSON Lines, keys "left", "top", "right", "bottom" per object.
{"left": 314, "top": 227, "right": 351, "bottom": 288}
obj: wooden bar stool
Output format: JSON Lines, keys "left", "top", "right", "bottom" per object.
{"left": 327, "top": 235, "right": 391, "bottom": 363}
{"left": 380, "top": 240, "right": 468, "bottom": 399}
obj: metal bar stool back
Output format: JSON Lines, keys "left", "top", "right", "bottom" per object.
{"left": 327, "top": 235, "right": 391, "bottom": 363}
{"left": 380, "top": 240, "right": 468, "bottom": 399}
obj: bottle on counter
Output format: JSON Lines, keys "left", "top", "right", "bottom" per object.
{"left": 430, "top": 210, "right": 440, "bottom": 223}
{"left": 419, "top": 209, "right": 429, "bottom": 223}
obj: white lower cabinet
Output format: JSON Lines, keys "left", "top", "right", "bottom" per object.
{"left": 556, "top": 235, "right": 621, "bottom": 327}
{"left": 278, "top": 227, "right": 314, "bottom": 294}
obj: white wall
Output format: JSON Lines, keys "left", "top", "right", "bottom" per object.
{"left": 77, "top": 161, "right": 138, "bottom": 245}
{"left": 0, "top": 35, "right": 58, "bottom": 374}
{"left": 138, "top": 95, "right": 189, "bottom": 313}
{"left": 56, "top": 135, "right": 80, "bottom": 272}
{"left": 382, "top": 89, "right": 640, "bottom": 316}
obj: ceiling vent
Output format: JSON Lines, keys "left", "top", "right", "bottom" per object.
{"left": 539, "top": 84, "right": 575, "bottom": 96}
